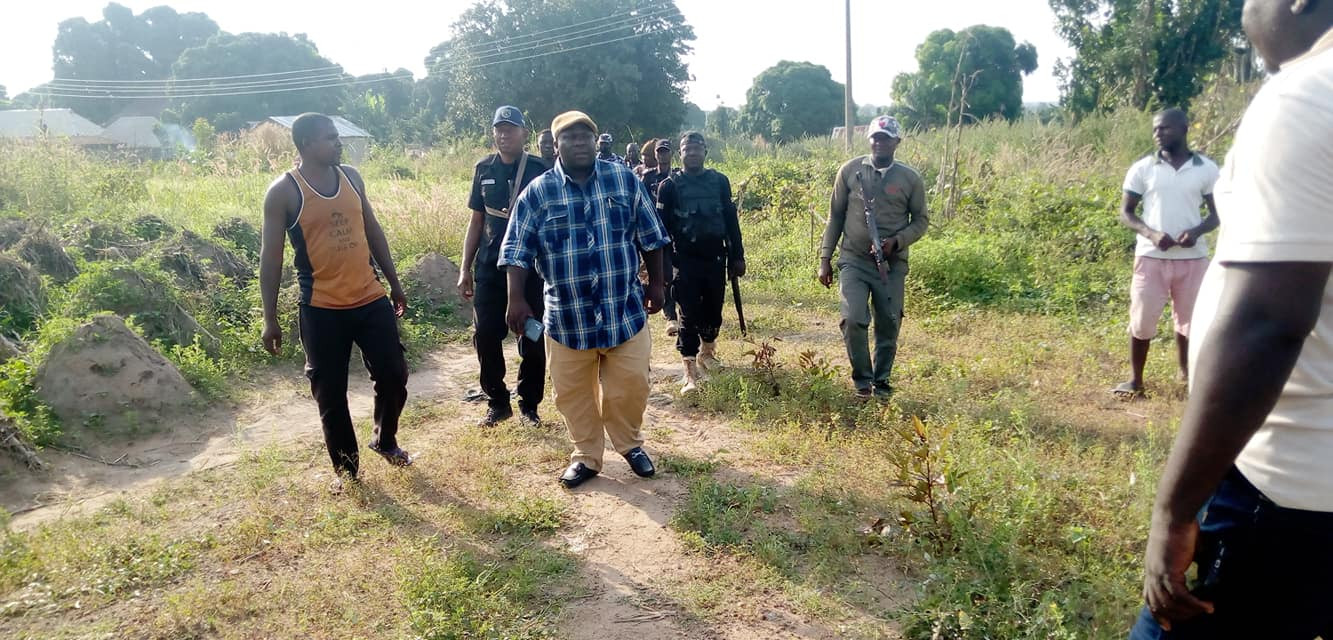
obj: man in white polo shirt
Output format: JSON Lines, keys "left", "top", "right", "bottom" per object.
{"left": 1132, "top": 1, "right": 1333, "bottom": 636}
{"left": 1113, "top": 108, "right": 1220, "bottom": 400}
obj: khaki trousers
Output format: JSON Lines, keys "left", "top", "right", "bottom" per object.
{"left": 546, "top": 326, "right": 652, "bottom": 471}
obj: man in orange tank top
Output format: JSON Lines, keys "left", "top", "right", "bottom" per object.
{"left": 258, "top": 113, "right": 412, "bottom": 493}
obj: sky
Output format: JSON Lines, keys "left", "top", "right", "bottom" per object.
{"left": 0, "top": 0, "right": 1073, "bottom": 111}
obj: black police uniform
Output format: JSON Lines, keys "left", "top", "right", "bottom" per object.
{"left": 655, "top": 168, "right": 744, "bottom": 357}
{"left": 467, "top": 152, "right": 549, "bottom": 413}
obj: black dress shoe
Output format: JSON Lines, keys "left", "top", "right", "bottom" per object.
{"left": 559, "top": 462, "right": 599, "bottom": 488}
{"left": 479, "top": 404, "right": 513, "bottom": 427}
{"left": 623, "top": 447, "right": 655, "bottom": 478}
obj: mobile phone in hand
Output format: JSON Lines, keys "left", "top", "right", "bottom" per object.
{"left": 523, "top": 317, "right": 544, "bottom": 342}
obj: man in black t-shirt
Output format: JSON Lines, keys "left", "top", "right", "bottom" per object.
{"left": 457, "top": 105, "right": 550, "bottom": 427}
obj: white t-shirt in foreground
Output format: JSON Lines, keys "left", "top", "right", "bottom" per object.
{"left": 1123, "top": 153, "right": 1219, "bottom": 260}
{"left": 1189, "top": 37, "right": 1333, "bottom": 511}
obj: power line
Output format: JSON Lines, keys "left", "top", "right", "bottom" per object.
{"left": 447, "top": 3, "right": 678, "bottom": 56}
{"left": 38, "top": 26, "right": 672, "bottom": 100}
{"left": 45, "top": 12, "right": 679, "bottom": 97}
{"left": 50, "top": 65, "right": 346, "bottom": 85}
{"left": 45, "top": 3, "right": 681, "bottom": 91}
{"left": 46, "top": 71, "right": 351, "bottom": 93}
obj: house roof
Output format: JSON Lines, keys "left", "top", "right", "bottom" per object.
{"left": 103, "top": 116, "right": 163, "bottom": 149}
{"left": 0, "top": 108, "right": 113, "bottom": 143}
{"left": 265, "top": 115, "right": 371, "bottom": 138}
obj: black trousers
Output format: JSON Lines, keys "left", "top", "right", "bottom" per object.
{"left": 663, "top": 249, "right": 678, "bottom": 322}
{"left": 473, "top": 264, "right": 546, "bottom": 411}
{"left": 299, "top": 297, "right": 408, "bottom": 477}
{"left": 674, "top": 260, "right": 726, "bottom": 357}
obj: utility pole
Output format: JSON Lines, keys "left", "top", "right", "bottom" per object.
{"left": 844, "top": 0, "right": 854, "bottom": 152}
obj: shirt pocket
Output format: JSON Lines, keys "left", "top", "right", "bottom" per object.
{"left": 539, "top": 206, "right": 574, "bottom": 254}
{"left": 604, "top": 195, "right": 633, "bottom": 239}
{"left": 481, "top": 178, "right": 509, "bottom": 211}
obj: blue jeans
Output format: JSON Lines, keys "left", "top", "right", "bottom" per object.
{"left": 1129, "top": 468, "right": 1333, "bottom": 639}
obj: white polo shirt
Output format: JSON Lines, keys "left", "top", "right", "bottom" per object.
{"left": 1123, "top": 152, "right": 1220, "bottom": 260}
{"left": 1189, "top": 33, "right": 1333, "bottom": 511}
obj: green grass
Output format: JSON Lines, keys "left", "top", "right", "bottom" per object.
{"left": 0, "top": 100, "right": 1240, "bottom": 638}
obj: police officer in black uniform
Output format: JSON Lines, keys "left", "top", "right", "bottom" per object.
{"left": 457, "top": 106, "right": 550, "bottom": 426}
{"left": 655, "top": 131, "right": 745, "bottom": 393}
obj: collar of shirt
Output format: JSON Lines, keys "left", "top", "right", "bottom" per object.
{"left": 1287, "top": 26, "right": 1333, "bottom": 68}
{"left": 861, "top": 155, "right": 896, "bottom": 175}
{"left": 1151, "top": 150, "right": 1204, "bottom": 169}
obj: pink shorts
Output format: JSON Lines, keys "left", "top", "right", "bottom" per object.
{"left": 1129, "top": 256, "right": 1209, "bottom": 340}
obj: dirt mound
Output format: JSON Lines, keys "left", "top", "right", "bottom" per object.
{"left": 68, "top": 219, "right": 151, "bottom": 261}
{"left": 157, "top": 229, "right": 253, "bottom": 287}
{"left": 212, "top": 218, "right": 261, "bottom": 262}
{"left": 403, "top": 252, "right": 463, "bottom": 314}
{"left": 0, "top": 217, "right": 28, "bottom": 250}
{"left": 129, "top": 214, "right": 173, "bottom": 242}
{"left": 64, "top": 264, "right": 218, "bottom": 351}
{"left": 16, "top": 230, "right": 79, "bottom": 284}
{"left": 0, "top": 255, "right": 47, "bottom": 334}
{"left": 0, "top": 334, "right": 19, "bottom": 364}
{"left": 35, "top": 314, "right": 196, "bottom": 434}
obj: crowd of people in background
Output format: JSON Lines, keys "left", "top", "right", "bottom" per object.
{"left": 255, "top": 2, "right": 1333, "bottom": 633}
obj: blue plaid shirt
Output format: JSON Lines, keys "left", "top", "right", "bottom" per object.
{"left": 499, "top": 159, "right": 670, "bottom": 350}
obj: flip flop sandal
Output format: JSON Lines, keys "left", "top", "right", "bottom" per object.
{"left": 1110, "top": 382, "right": 1145, "bottom": 400}
{"left": 368, "top": 442, "right": 414, "bottom": 467}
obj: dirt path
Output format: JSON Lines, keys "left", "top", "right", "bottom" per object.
{"left": 1, "top": 346, "right": 478, "bottom": 528}
{"left": 2, "top": 347, "right": 902, "bottom": 638}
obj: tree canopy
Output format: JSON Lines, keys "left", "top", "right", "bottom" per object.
{"left": 706, "top": 105, "right": 738, "bottom": 139}
{"left": 738, "top": 61, "right": 845, "bottom": 143}
{"left": 48, "top": 3, "right": 219, "bottom": 122}
{"left": 1049, "top": 0, "right": 1244, "bottom": 115}
{"left": 891, "top": 25, "right": 1037, "bottom": 129}
{"left": 425, "top": 0, "right": 695, "bottom": 140}
{"left": 165, "top": 33, "right": 347, "bottom": 131}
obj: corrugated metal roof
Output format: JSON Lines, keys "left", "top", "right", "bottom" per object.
{"left": 0, "top": 108, "right": 108, "bottom": 139}
{"left": 266, "top": 115, "right": 371, "bottom": 138}
{"left": 102, "top": 116, "right": 163, "bottom": 148}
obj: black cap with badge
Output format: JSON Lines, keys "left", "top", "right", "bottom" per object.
{"left": 493, "top": 105, "right": 525, "bottom": 128}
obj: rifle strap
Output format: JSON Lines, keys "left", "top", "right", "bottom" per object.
{"left": 856, "top": 163, "right": 877, "bottom": 226}
{"left": 484, "top": 153, "right": 529, "bottom": 220}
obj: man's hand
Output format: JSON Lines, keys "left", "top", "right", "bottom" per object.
{"left": 1142, "top": 515, "right": 1214, "bottom": 630}
{"left": 262, "top": 321, "right": 283, "bottom": 355}
{"left": 1150, "top": 230, "right": 1177, "bottom": 252}
{"left": 1177, "top": 227, "right": 1201, "bottom": 248}
{"left": 506, "top": 298, "right": 534, "bottom": 337}
{"left": 645, "top": 282, "right": 665, "bottom": 314}
{"left": 457, "top": 270, "right": 475, "bottom": 300}
{"left": 390, "top": 287, "right": 408, "bottom": 318}
{"left": 879, "top": 237, "right": 898, "bottom": 256}
{"left": 728, "top": 258, "right": 747, "bottom": 280}
{"left": 818, "top": 258, "right": 834, "bottom": 288}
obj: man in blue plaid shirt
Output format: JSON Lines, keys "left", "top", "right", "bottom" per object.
{"left": 499, "top": 110, "right": 669, "bottom": 489}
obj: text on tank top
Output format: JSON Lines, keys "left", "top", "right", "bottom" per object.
{"left": 286, "top": 166, "right": 384, "bottom": 309}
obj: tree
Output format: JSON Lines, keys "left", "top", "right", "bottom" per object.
{"left": 1049, "top": 0, "right": 1244, "bottom": 116}
{"left": 706, "top": 105, "right": 738, "bottom": 139}
{"left": 425, "top": 0, "right": 695, "bottom": 139}
{"left": 339, "top": 69, "right": 428, "bottom": 143}
{"left": 738, "top": 61, "right": 844, "bottom": 142}
{"left": 683, "top": 102, "right": 706, "bottom": 131}
{"left": 168, "top": 32, "right": 347, "bottom": 131}
{"left": 890, "top": 26, "right": 1037, "bottom": 129}
{"left": 50, "top": 3, "right": 218, "bottom": 122}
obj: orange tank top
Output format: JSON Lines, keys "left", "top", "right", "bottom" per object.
{"left": 286, "top": 166, "right": 385, "bottom": 309}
